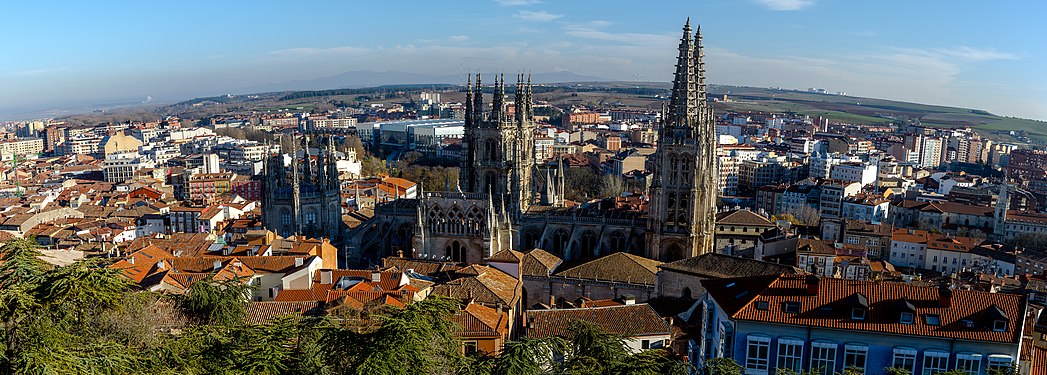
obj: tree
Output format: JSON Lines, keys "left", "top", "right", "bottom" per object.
{"left": 599, "top": 174, "right": 627, "bottom": 198}
{"left": 883, "top": 367, "right": 912, "bottom": 375}
{"left": 175, "top": 277, "right": 252, "bottom": 327}
{"left": 701, "top": 357, "right": 743, "bottom": 375}
{"left": 793, "top": 205, "right": 821, "bottom": 226}
{"left": 564, "top": 167, "right": 601, "bottom": 202}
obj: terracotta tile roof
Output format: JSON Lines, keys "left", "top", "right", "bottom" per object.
{"left": 797, "top": 239, "right": 836, "bottom": 255}
{"left": 111, "top": 244, "right": 172, "bottom": 283}
{"left": 922, "top": 202, "right": 995, "bottom": 217}
{"left": 525, "top": 304, "right": 670, "bottom": 339}
{"left": 454, "top": 303, "right": 509, "bottom": 339}
{"left": 554, "top": 252, "right": 661, "bottom": 285}
{"left": 383, "top": 257, "right": 463, "bottom": 279}
{"left": 522, "top": 249, "right": 562, "bottom": 277}
{"left": 488, "top": 249, "right": 525, "bottom": 263}
{"left": 659, "top": 253, "right": 799, "bottom": 279}
{"left": 716, "top": 209, "right": 774, "bottom": 226}
{"left": 892, "top": 228, "right": 931, "bottom": 244}
{"left": 705, "top": 274, "right": 1025, "bottom": 343}
{"left": 432, "top": 266, "right": 521, "bottom": 307}
{"left": 245, "top": 301, "right": 323, "bottom": 325}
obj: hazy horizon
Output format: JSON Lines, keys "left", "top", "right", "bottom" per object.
{"left": 3, "top": 1, "right": 1045, "bottom": 121}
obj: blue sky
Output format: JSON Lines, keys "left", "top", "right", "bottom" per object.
{"left": 2, "top": 0, "right": 1045, "bottom": 120}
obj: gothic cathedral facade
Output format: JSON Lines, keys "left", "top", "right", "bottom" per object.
{"left": 364, "top": 19, "right": 717, "bottom": 264}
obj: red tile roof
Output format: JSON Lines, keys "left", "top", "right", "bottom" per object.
{"left": 705, "top": 274, "right": 1024, "bottom": 343}
{"left": 525, "top": 304, "right": 670, "bottom": 339}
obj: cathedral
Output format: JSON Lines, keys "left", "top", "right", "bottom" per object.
{"left": 262, "top": 135, "right": 344, "bottom": 241}
{"left": 359, "top": 19, "right": 717, "bottom": 264}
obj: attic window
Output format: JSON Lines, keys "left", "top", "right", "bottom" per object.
{"left": 784, "top": 301, "right": 801, "bottom": 314}
{"left": 961, "top": 319, "right": 975, "bottom": 328}
{"left": 994, "top": 320, "right": 1008, "bottom": 332}
{"left": 900, "top": 312, "right": 914, "bottom": 325}
{"left": 755, "top": 301, "right": 769, "bottom": 310}
{"left": 851, "top": 307, "right": 866, "bottom": 321}
{"left": 924, "top": 314, "right": 941, "bottom": 326}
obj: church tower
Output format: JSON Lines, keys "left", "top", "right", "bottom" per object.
{"left": 459, "top": 73, "right": 536, "bottom": 217}
{"left": 646, "top": 19, "right": 718, "bottom": 261}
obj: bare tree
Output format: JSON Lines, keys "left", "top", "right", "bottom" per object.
{"left": 599, "top": 174, "right": 627, "bottom": 198}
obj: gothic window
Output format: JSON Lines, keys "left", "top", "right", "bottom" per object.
{"left": 665, "top": 242, "right": 685, "bottom": 262}
{"left": 579, "top": 231, "right": 598, "bottom": 258}
{"left": 678, "top": 196, "right": 690, "bottom": 223}
{"left": 485, "top": 138, "right": 498, "bottom": 161}
{"left": 428, "top": 206, "right": 444, "bottom": 233}
{"left": 448, "top": 205, "right": 464, "bottom": 235}
{"left": 485, "top": 172, "right": 498, "bottom": 195}
{"left": 280, "top": 208, "right": 292, "bottom": 227}
{"left": 551, "top": 228, "right": 570, "bottom": 256}
{"left": 668, "top": 153, "right": 678, "bottom": 184}
{"left": 305, "top": 209, "right": 317, "bottom": 226}
{"left": 608, "top": 231, "right": 627, "bottom": 254}
{"left": 446, "top": 240, "right": 465, "bottom": 263}
{"left": 467, "top": 206, "right": 484, "bottom": 235}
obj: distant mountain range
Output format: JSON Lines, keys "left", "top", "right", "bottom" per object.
{"left": 240, "top": 70, "right": 612, "bottom": 93}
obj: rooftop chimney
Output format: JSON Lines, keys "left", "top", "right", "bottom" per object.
{"left": 938, "top": 285, "right": 953, "bottom": 308}
{"left": 156, "top": 260, "right": 165, "bottom": 270}
{"left": 622, "top": 294, "right": 636, "bottom": 305}
{"left": 806, "top": 275, "right": 820, "bottom": 295}
{"left": 320, "top": 270, "right": 333, "bottom": 285}
{"left": 294, "top": 257, "right": 304, "bottom": 267}
{"left": 371, "top": 267, "right": 381, "bottom": 283}
{"left": 212, "top": 260, "right": 222, "bottom": 271}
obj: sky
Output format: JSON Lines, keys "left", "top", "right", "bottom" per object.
{"left": 2, "top": 0, "right": 1046, "bottom": 120}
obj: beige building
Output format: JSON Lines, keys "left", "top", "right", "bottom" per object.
{"left": 103, "top": 131, "right": 143, "bottom": 156}
{"left": 0, "top": 138, "right": 44, "bottom": 161}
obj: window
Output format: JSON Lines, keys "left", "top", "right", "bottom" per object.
{"left": 923, "top": 351, "right": 949, "bottom": 375}
{"left": 755, "top": 301, "right": 769, "bottom": 310}
{"left": 745, "top": 336, "right": 770, "bottom": 373}
{"left": 641, "top": 340, "right": 650, "bottom": 349}
{"left": 892, "top": 348, "right": 917, "bottom": 373}
{"left": 777, "top": 339, "right": 804, "bottom": 373}
{"left": 961, "top": 319, "right": 975, "bottom": 328}
{"left": 987, "top": 355, "right": 1013, "bottom": 373}
{"left": 955, "top": 353, "right": 982, "bottom": 375}
{"left": 994, "top": 320, "right": 1008, "bottom": 332}
{"left": 900, "top": 312, "right": 914, "bottom": 324}
{"left": 463, "top": 341, "right": 478, "bottom": 355}
{"left": 851, "top": 307, "right": 866, "bottom": 320}
{"left": 784, "top": 301, "right": 801, "bottom": 314}
{"left": 924, "top": 314, "right": 941, "bottom": 326}
{"left": 810, "top": 342, "right": 837, "bottom": 375}
{"left": 843, "top": 345, "right": 868, "bottom": 373}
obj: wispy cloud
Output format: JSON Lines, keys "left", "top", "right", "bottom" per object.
{"left": 495, "top": 0, "right": 541, "bottom": 5}
{"left": 564, "top": 22, "right": 674, "bottom": 46}
{"left": 6, "top": 66, "right": 71, "bottom": 76}
{"left": 515, "top": 10, "right": 562, "bottom": 22}
{"left": 268, "top": 46, "right": 369, "bottom": 56}
{"left": 756, "top": 0, "right": 815, "bottom": 11}
{"left": 935, "top": 46, "right": 1018, "bottom": 61}
{"left": 448, "top": 35, "right": 471, "bottom": 42}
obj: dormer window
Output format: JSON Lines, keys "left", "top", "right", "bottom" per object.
{"left": 755, "top": 301, "right": 769, "bottom": 310}
{"left": 784, "top": 301, "right": 801, "bottom": 314}
{"left": 851, "top": 307, "right": 866, "bottom": 320}
{"left": 961, "top": 319, "right": 975, "bottom": 328}
{"left": 900, "top": 312, "right": 914, "bottom": 324}
{"left": 994, "top": 320, "right": 1008, "bottom": 332}
{"left": 924, "top": 314, "right": 941, "bottom": 326}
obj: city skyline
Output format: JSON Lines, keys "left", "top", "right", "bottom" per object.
{"left": 2, "top": 0, "right": 1045, "bottom": 121}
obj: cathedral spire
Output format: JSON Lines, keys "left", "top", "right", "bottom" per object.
{"left": 465, "top": 74, "right": 473, "bottom": 126}
{"left": 492, "top": 73, "right": 505, "bottom": 123}
{"left": 473, "top": 73, "right": 483, "bottom": 122}
{"left": 695, "top": 24, "right": 707, "bottom": 104}
{"left": 668, "top": 19, "right": 698, "bottom": 128}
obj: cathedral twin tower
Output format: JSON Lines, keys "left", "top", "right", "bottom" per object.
{"left": 350, "top": 19, "right": 717, "bottom": 264}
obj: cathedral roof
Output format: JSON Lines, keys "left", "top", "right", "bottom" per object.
{"left": 522, "top": 249, "right": 563, "bottom": 277}
{"left": 659, "top": 253, "right": 799, "bottom": 279}
{"left": 488, "top": 249, "right": 525, "bottom": 263}
{"left": 715, "top": 209, "right": 774, "bottom": 227}
{"left": 553, "top": 252, "right": 662, "bottom": 285}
